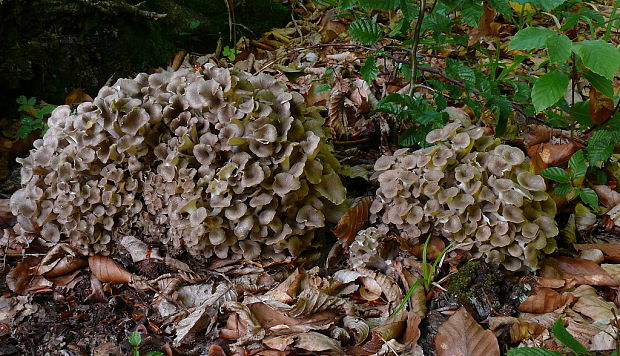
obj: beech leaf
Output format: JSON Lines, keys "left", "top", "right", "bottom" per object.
{"left": 333, "top": 197, "right": 371, "bottom": 244}
{"left": 88, "top": 255, "right": 132, "bottom": 284}
{"left": 518, "top": 288, "right": 575, "bottom": 313}
{"left": 435, "top": 307, "right": 500, "bottom": 356}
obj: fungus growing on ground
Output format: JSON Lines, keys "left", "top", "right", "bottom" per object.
{"left": 10, "top": 65, "right": 346, "bottom": 261}
{"left": 368, "top": 121, "right": 558, "bottom": 270}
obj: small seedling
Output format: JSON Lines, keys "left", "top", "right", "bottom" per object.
{"left": 390, "top": 234, "right": 453, "bottom": 318}
{"left": 128, "top": 331, "right": 164, "bottom": 356}
{"left": 222, "top": 46, "right": 241, "bottom": 61}
{"left": 15, "top": 96, "right": 55, "bottom": 138}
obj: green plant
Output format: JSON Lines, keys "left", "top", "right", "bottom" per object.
{"left": 507, "top": 318, "right": 591, "bottom": 355}
{"left": 222, "top": 45, "right": 241, "bottom": 61}
{"left": 540, "top": 150, "right": 599, "bottom": 209}
{"left": 128, "top": 331, "right": 165, "bottom": 356}
{"left": 15, "top": 96, "right": 54, "bottom": 138}
{"left": 390, "top": 234, "right": 453, "bottom": 318}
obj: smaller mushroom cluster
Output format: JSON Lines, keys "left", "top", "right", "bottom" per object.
{"left": 10, "top": 65, "right": 346, "bottom": 261}
{"left": 369, "top": 121, "right": 558, "bottom": 270}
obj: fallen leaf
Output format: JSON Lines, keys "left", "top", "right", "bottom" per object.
{"left": 518, "top": 288, "right": 575, "bottom": 313}
{"left": 295, "top": 331, "right": 342, "bottom": 353}
{"left": 333, "top": 197, "right": 371, "bottom": 244}
{"left": 36, "top": 243, "right": 86, "bottom": 278}
{"left": 593, "top": 185, "right": 620, "bottom": 208}
{"left": 572, "top": 285, "right": 618, "bottom": 324}
{"left": 64, "top": 88, "right": 93, "bottom": 105}
{"left": 264, "top": 335, "right": 295, "bottom": 351}
{"left": 541, "top": 256, "right": 618, "bottom": 286}
{"left": 88, "top": 256, "right": 132, "bottom": 284}
{"left": 6, "top": 256, "right": 52, "bottom": 294}
{"left": 576, "top": 244, "right": 620, "bottom": 261}
{"left": 435, "top": 307, "right": 500, "bottom": 356}
{"left": 590, "top": 88, "right": 615, "bottom": 125}
{"left": 120, "top": 236, "right": 163, "bottom": 262}
{"left": 347, "top": 331, "right": 384, "bottom": 355}
{"left": 510, "top": 322, "right": 546, "bottom": 343}
{"left": 467, "top": 4, "right": 501, "bottom": 46}
{"left": 527, "top": 141, "right": 581, "bottom": 167}
{"left": 401, "top": 311, "right": 421, "bottom": 344}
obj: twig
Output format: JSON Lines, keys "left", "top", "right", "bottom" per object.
{"left": 408, "top": 0, "right": 427, "bottom": 96}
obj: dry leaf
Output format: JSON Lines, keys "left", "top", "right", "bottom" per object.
{"left": 576, "top": 243, "right": 620, "bottom": 261}
{"left": 536, "top": 277, "right": 566, "bottom": 289}
{"left": 401, "top": 311, "right": 421, "bottom": 344}
{"left": 525, "top": 125, "right": 553, "bottom": 148}
{"left": 590, "top": 88, "right": 615, "bottom": 125}
{"left": 295, "top": 331, "right": 342, "bottom": 353}
{"left": 36, "top": 243, "right": 86, "bottom": 278}
{"left": 518, "top": 288, "right": 575, "bottom": 313}
{"left": 541, "top": 256, "right": 618, "bottom": 286}
{"left": 593, "top": 185, "right": 620, "bottom": 208}
{"left": 527, "top": 141, "right": 581, "bottom": 167}
{"left": 572, "top": 285, "right": 618, "bottom": 324}
{"left": 6, "top": 256, "right": 53, "bottom": 294}
{"left": 510, "top": 322, "right": 546, "bottom": 343}
{"left": 64, "top": 88, "right": 93, "bottom": 105}
{"left": 467, "top": 4, "right": 501, "bottom": 46}
{"left": 264, "top": 335, "right": 295, "bottom": 351}
{"left": 88, "top": 256, "right": 132, "bottom": 284}
{"left": 347, "top": 331, "right": 385, "bottom": 356}
{"left": 333, "top": 197, "right": 371, "bottom": 244}
{"left": 435, "top": 307, "right": 500, "bottom": 356}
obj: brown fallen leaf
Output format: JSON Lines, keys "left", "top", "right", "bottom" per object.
{"left": 527, "top": 141, "right": 581, "bottom": 167}
{"left": 333, "top": 197, "right": 371, "bottom": 244}
{"left": 88, "top": 255, "right": 132, "bottom": 284}
{"left": 593, "top": 185, "right": 620, "bottom": 208}
{"left": 467, "top": 4, "right": 501, "bottom": 46}
{"left": 6, "top": 256, "right": 53, "bottom": 294}
{"left": 541, "top": 256, "right": 618, "bottom": 286}
{"left": 64, "top": 88, "right": 93, "bottom": 106}
{"left": 37, "top": 243, "right": 86, "bottom": 278}
{"left": 590, "top": 88, "right": 615, "bottom": 125}
{"left": 207, "top": 344, "right": 227, "bottom": 356}
{"left": 295, "top": 331, "right": 342, "bottom": 353}
{"left": 576, "top": 243, "right": 620, "bottom": 261}
{"left": 518, "top": 288, "right": 575, "bottom": 313}
{"left": 435, "top": 307, "right": 500, "bottom": 356}
{"left": 525, "top": 125, "right": 553, "bottom": 148}
{"left": 401, "top": 311, "right": 422, "bottom": 345}
{"left": 347, "top": 331, "right": 384, "bottom": 356}
{"left": 510, "top": 322, "right": 546, "bottom": 343}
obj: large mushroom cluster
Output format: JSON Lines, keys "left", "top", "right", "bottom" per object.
{"left": 369, "top": 121, "right": 558, "bottom": 270}
{"left": 10, "top": 65, "right": 346, "bottom": 260}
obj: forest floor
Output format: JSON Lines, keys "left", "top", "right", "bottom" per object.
{"left": 3, "top": 1, "right": 620, "bottom": 355}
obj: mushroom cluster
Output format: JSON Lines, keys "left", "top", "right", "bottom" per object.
{"left": 10, "top": 65, "right": 346, "bottom": 260}
{"left": 370, "top": 121, "right": 558, "bottom": 270}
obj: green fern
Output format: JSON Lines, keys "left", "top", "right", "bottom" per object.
{"left": 348, "top": 19, "right": 382, "bottom": 45}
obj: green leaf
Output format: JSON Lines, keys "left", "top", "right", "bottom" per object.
{"left": 554, "top": 183, "right": 574, "bottom": 195}
{"left": 361, "top": 56, "right": 379, "bottom": 83}
{"left": 571, "top": 101, "right": 594, "bottom": 127}
{"left": 579, "top": 188, "right": 599, "bottom": 209}
{"left": 532, "top": 70, "right": 569, "bottom": 112}
{"left": 531, "top": 0, "right": 568, "bottom": 11}
{"left": 145, "top": 353, "right": 165, "bottom": 356}
{"left": 348, "top": 19, "right": 382, "bottom": 46}
{"left": 16, "top": 125, "right": 31, "bottom": 138}
{"left": 27, "top": 97, "right": 36, "bottom": 106}
{"left": 572, "top": 40, "right": 620, "bottom": 80}
{"left": 587, "top": 130, "right": 615, "bottom": 163}
{"left": 512, "top": 81, "right": 531, "bottom": 104}
{"left": 568, "top": 150, "right": 587, "bottom": 178}
{"left": 461, "top": 1, "right": 483, "bottom": 27}
{"left": 358, "top": 0, "right": 399, "bottom": 10}
{"left": 507, "top": 347, "right": 563, "bottom": 356}
{"left": 546, "top": 34, "right": 572, "bottom": 63}
{"left": 551, "top": 318, "right": 589, "bottom": 355}
{"left": 315, "top": 83, "right": 331, "bottom": 93}
{"left": 509, "top": 27, "right": 556, "bottom": 50}
{"left": 488, "top": 0, "right": 513, "bottom": 18}
{"left": 189, "top": 20, "right": 200, "bottom": 30}
{"left": 16, "top": 95, "right": 28, "bottom": 105}
{"left": 446, "top": 59, "right": 476, "bottom": 90}
{"left": 584, "top": 71, "right": 614, "bottom": 98}
{"left": 560, "top": 12, "right": 581, "bottom": 31}
{"left": 486, "top": 94, "right": 512, "bottom": 136}
{"left": 541, "top": 167, "right": 570, "bottom": 183}
{"left": 128, "top": 331, "right": 142, "bottom": 347}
